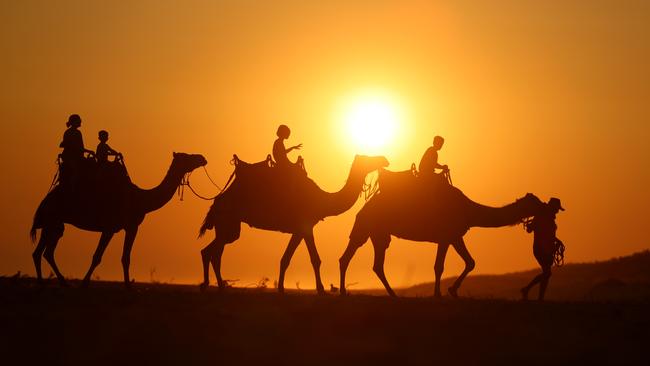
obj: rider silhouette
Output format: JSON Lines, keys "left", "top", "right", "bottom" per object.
{"left": 521, "top": 197, "right": 565, "bottom": 301}
{"left": 272, "top": 124, "right": 303, "bottom": 169}
{"left": 419, "top": 135, "right": 448, "bottom": 176}
{"left": 59, "top": 114, "right": 94, "bottom": 188}
{"left": 96, "top": 130, "right": 121, "bottom": 164}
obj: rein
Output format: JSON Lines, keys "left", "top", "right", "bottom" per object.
{"left": 361, "top": 170, "right": 380, "bottom": 201}
{"left": 48, "top": 155, "right": 62, "bottom": 193}
{"left": 178, "top": 166, "right": 236, "bottom": 201}
{"left": 362, "top": 176, "right": 379, "bottom": 201}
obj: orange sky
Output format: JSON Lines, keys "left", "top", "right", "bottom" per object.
{"left": 1, "top": 1, "right": 648, "bottom": 289}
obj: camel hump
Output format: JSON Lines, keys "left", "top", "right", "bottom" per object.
{"left": 377, "top": 166, "right": 466, "bottom": 210}
{"left": 58, "top": 155, "right": 131, "bottom": 190}
{"left": 206, "top": 155, "right": 321, "bottom": 222}
{"left": 234, "top": 154, "right": 312, "bottom": 185}
{"left": 378, "top": 167, "right": 447, "bottom": 195}
{"left": 53, "top": 156, "right": 133, "bottom": 219}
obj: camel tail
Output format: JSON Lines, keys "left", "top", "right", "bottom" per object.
{"left": 199, "top": 218, "right": 211, "bottom": 238}
{"left": 29, "top": 206, "right": 41, "bottom": 243}
{"left": 30, "top": 224, "right": 37, "bottom": 243}
{"left": 30, "top": 200, "right": 46, "bottom": 243}
{"left": 198, "top": 205, "right": 216, "bottom": 238}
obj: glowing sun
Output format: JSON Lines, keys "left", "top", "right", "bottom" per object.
{"left": 343, "top": 96, "right": 400, "bottom": 153}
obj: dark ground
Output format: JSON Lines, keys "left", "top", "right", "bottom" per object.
{"left": 1, "top": 278, "right": 648, "bottom": 366}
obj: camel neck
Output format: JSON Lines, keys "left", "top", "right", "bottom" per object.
{"left": 468, "top": 200, "right": 536, "bottom": 228}
{"left": 137, "top": 163, "right": 184, "bottom": 214}
{"left": 319, "top": 168, "right": 365, "bottom": 218}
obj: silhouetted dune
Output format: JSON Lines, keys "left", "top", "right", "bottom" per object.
{"left": 391, "top": 250, "right": 650, "bottom": 301}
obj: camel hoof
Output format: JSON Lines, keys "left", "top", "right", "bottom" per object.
{"left": 59, "top": 279, "right": 69, "bottom": 288}
{"left": 447, "top": 287, "right": 458, "bottom": 298}
{"left": 80, "top": 280, "right": 90, "bottom": 288}
{"left": 520, "top": 288, "right": 529, "bottom": 301}
{"left": 199, "top": 283, "right": 209, "bottom": 292}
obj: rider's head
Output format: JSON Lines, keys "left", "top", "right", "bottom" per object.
{"left": 277, "top": 124, "right": 291, "bottom": 139}
{"left": 66, "top": 114, "right": 82, "bottom": 128}
{"left": 433, "top": 135, "right": 444, "bottom": 150}
{"left": 98, "top": 130, "right": 109, "bottom": 142}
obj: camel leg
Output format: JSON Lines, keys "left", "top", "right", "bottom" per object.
{"left": 199, "top": 238, "right": 227, "bottom": 291}
{"left": 32, "top": 233, "right": 48, "bottom": 284}
{"left": 82, "top": 231, "right": 115, "bottom": 287}
{"left": 278, "top": 234, "right": 302, "bottom": 294}
{"left": 304, "top": 231, "right": 325, "bottom": 295}
{"left": 448, "top": 238, "right": 475, "bottom": 298}
{"left": 339, "top": 238, "right": 366, "bottom": 296}
{"left": 209, "top": 242, "right": 226, "bottom": 290}
{"left": 42, "top": 225, "right": 66, "bottom": 287}
{"left": 371, "top": 234, "right": 395, "bottom": 297}
{"left": 200, "top": 220, "right": 241, "bottom": 292}
{"left": 433, "top": 243, "right": 450, "bottom": 298}
{"left": 121, "top": 227, "right": 138, "bottom": 288}
{"left": 200, "top": 239, "right": 215, "bottom": 289}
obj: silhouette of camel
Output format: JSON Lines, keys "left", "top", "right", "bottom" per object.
{"left": 339, "top": 168, "right": 544, "bottom": 297}
{"left": 198, "top": 154, "right": 389, "bottom": 294}
{"left": 30, "top": 152, "right": 207, "bottom": 287}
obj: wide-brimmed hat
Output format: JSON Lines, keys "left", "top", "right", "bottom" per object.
{"left": 548, "top": 197, "right": 565, "bottom": 211}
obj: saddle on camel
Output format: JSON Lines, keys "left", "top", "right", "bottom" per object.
{"left": 209, "top": 153, "right": 321, "bottom": 233}
{"left": 376, "top": 163, "right": 454, "bottom": 202}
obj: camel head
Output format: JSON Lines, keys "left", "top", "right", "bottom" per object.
{"left": 172, "top": 152, "right": 208, "bottom": 174}
{"left": 351, "top": 155, "right": 389, "bottom": 176}
{"left": 517, "top": 193, "right": 545, "bottom": 217}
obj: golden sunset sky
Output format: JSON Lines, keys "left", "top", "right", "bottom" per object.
{"left": 1, "top": 1, "right": 648, "bottom": 289}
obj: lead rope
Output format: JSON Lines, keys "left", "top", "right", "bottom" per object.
{"left": 179, "top": 165, "right": 238, "bottom": 201}
{"left": 443, "top": 169, "right": 453, "bottom": 186}
{"left": 178, "top": 173, "right": 188, "bottom": 201}
{"left": 362, "top": 171, "right": 380, "bottom": 200}
{"left": 522, "top": 217, "right": 565, "bottom": 267}
{"left": 554, "top": 239, "right": 566, "bottom": 267}
{"left": 202, "top": 165, "right": 222, "bottom": 191}
{"left": 47, "top": 155, "right": 63, "bottom": 193}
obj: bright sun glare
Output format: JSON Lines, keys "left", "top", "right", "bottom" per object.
{"left": 343, "top": 95, "right": 400, "bottom": 153}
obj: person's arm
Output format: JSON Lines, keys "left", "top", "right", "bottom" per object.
{"left": 106, "top": 144, "right": 119, "bottom": 156}
{"left": 285, "top": 143, "right": 302, "bottom": 153}
{"left": 77, "top": 131, "right": 94, "bottom": 155}
{"left": 526, "top": 218, "right": 538, "bottom": 233}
